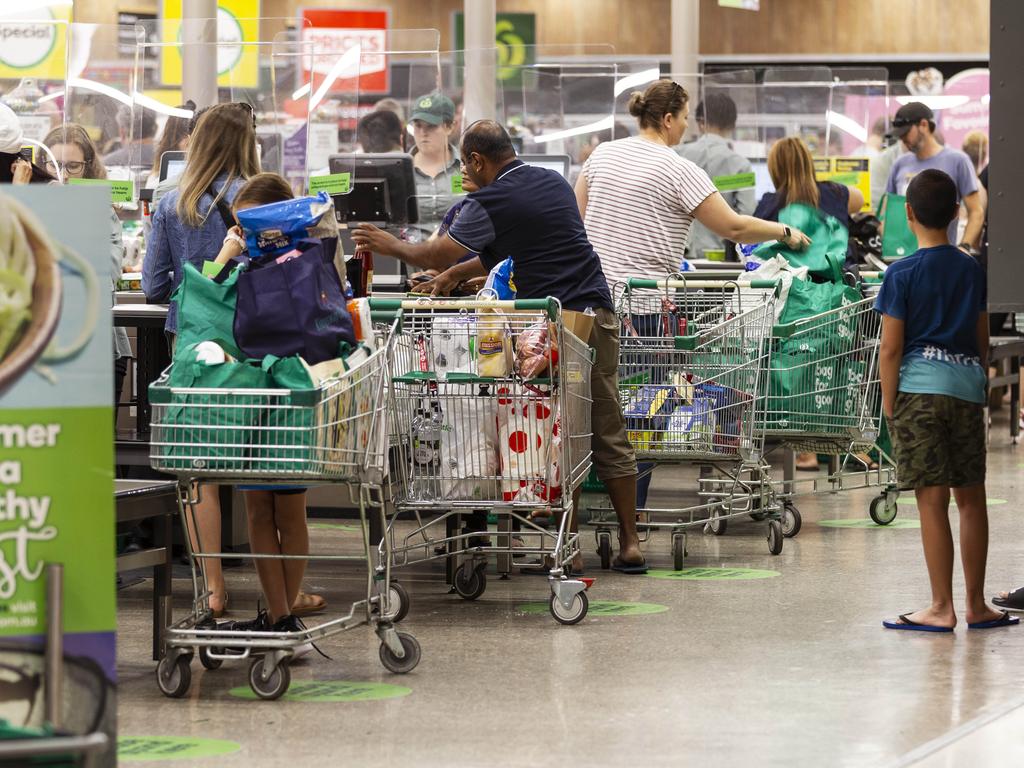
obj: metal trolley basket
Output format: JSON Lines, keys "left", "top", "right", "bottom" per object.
{"left": 588, "top": 276, "right": 784, "bottom": 569}
{"left": 757, "top": 293, "right": 900, "bottom": 528}
{"left": 370, "top": 296, "right": 595, "bottom": 625}
{"left": 147, "top": 331, "right": 420, "bottom": 701}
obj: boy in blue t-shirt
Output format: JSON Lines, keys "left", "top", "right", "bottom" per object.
{"left": 876, "top": 169, "right": 1018, "bottom": 633}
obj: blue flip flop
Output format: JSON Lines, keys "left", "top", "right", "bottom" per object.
{"left": 882, "top": 614, "right": 954, "bottom": 633}
{"left": 968, "top": 610, "right": 1020, "bottom": 630}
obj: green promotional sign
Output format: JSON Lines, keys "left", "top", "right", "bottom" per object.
{"left": 68, "top": 177, "right": 134, "bottom": 203}
{"left": 518, "top": 600, "right": 668, "bottom": 616}
{"left": 309, "top": 172, "right": 351, "bottom": 196}
{"left": 450, "top": 173, "right": 464, "bottom": 195}
{"left": 712, "top": 172, "right": 755, "bottom": 192}
{"left": 647, "top": 567, "right": 780, "bottom": 581}
{"left": 819, "top": 519, "right": 921, "bottom": 529}
{"left": 229, "top": 680, "right": 412, "bottom": 702}
{"left": 453, "top": 13, "right": 536, "bottom": 87}
{"left": 119, "top": 736, "right": 242, "bottom": 762}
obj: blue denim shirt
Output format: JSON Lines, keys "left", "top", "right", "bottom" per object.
{"left": 142, "top": 175, "right": 245, "bottom": 332}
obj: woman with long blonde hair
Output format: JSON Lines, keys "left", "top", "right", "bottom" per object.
{"left": 142, "top": 101, "right": 260, "bottom": 617}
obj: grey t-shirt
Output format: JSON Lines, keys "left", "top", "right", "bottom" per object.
{"left": 885, "top": 146, "right": 979, "bottom": 243}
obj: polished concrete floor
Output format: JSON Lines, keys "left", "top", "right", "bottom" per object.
{"left": 116, "top": 412, "right": 1023, "bottom": 767}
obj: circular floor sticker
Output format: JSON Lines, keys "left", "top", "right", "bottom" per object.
{"left": 229, "top": 680, "right": 411, "bottom": 702}
{"left": 646, "top": 567, "right": 780, "bottom": 581}
{"left": 119, "top": 736, "right": 242, "bottom": 762}
{"left": 897, "top": 497, "right": 1007, "bottom": 508}
{"left": 517, "top": 600, "right": 668, "bottom": 616}
{"left": 308, "top": 522, "right": 361, "bottom": 532}
{"left": 819, "top": 518, "right": 921, "bottom": 529}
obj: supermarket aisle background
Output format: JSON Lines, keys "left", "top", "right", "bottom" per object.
{"left": 116, "top": 415, "right": 1023, "bottom": 768}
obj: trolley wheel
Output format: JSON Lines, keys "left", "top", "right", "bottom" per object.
{"left": 248, "top": 657, "right": 291, "bottom": 701}
{"left": 869, "top": 495, "right": 898, "bottom": 526}
{"left": 673, "top": 535, "right": 686, "bottom": 571}
{"left": 767, "top": 520, "right": 784, "bottom": 555}
{"left": 384, "top": 582, "right": 410, "bottom": 623}
{"left": 379, "top": 632, "right": 421, "bottom": 674}
{"left": 707, "top": 508, "right": 727, "bottom": 536}
{"left": 198, "top": 646, "right": 222, "bottom": 671}
{"left": 156, "top": 654, "right": 192, "bottom": 699}
{"left": 453, "top": 562, "right": 487, "bottom": 601}
{"left": 597, "top": 532, "right": 612, "bottom": 570}
{"left": 549, "top": 590, "right": 589, "bottom": 625}
{"left": 781, "top": 504, "right": 802, "bottom": 538}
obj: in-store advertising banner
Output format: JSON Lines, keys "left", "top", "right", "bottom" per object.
{"left": 300, "top": 8, "right": 388, "bottom": 94}
{"left": 940, "top": 68, "right": 990, "bottom": 152}
{"left": 159, "top": 0, "right": 260, "bottom": 88}
{"left": 453, "top": 12, "right": 535, "bottom": 87}
{"left": 814, "top": 157, "right": 871, "bottom": 212}
{"left": 0, "top": 187, "right": 116, "bottom": 760}
{"left": 0, "top": 2, "right": 73, "bottom": 81}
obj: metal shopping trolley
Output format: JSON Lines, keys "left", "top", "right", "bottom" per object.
{"left": 756, "top": 293, "right": 900, "bottom": 527}
{"left": 147, "top": 329, "right": 420, "bottom": 701}
{"left": 370, "top": 296, "right": 595, "bottom": 625}
{"left": 588, "top": 276, "right": 783, "bottom": 569}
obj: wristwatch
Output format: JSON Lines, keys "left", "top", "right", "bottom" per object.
{"left": 782, "top": 226, "right": 792, "bottom": 241}
{"left": 958, "top": 241, "right": 977, "bottom": 256}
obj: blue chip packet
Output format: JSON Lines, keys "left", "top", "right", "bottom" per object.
{"left": 237, "top": 191, "right": 337, "bottom": 258}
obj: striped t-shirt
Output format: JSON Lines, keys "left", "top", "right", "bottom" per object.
{"left": 582, "top": 136, "right": 718, "bottom": 291}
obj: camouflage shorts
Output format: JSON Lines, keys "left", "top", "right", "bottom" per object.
{"left": 888, "top": 392, "right": 985, "bottom": 490}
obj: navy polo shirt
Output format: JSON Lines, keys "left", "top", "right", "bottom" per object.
{"left": 446, "top": 159, "right": 613, "bottom": 312}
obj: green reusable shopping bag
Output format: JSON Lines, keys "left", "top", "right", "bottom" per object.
{"left": 754, "top": 203, "right": 849, "bottom": 279}
{"left": 778, "top": 252, "right": 862, "bottom": 327}
{"left": 879, "top": 193, "right": 919, "bottom": 261}
{"left": 249, "top": 354, "right": 319, "bottom": 473}
{"left": 766, "top": 336, "right": 832, "bottom": 433}
{"left": 171, "top": 261, "right": 245, "bottom": 360}
{"left": 156, "top": 343, "right": 271, "bottom": 473}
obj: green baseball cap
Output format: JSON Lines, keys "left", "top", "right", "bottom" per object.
{"left": 410, "top": 92, "right": 455, "bottom": 126}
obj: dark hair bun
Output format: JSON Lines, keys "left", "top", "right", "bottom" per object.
{"left": 627, "top": 92, "right": 646, "bottom": 118}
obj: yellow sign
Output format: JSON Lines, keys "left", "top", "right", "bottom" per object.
{"left": 814, "top": 157, "right": 871, "bottom": 212}
{"left": 0, "top": 3, "right": 73, "bottom": 81}
{"left": 159, "top": 0, "right": 260, "bottom": 88}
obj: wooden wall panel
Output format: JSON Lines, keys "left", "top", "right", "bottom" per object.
{"left": 700, "top": 0, "right": 989, "bottom": 56}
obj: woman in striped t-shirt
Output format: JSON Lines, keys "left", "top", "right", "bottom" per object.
{"left": 575, "top": 80, "right": 810, "bottom": 509}
{"left": 575, "top": 79, "right": 808, "bottom": 293}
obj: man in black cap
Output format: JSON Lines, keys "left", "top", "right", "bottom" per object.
{"left": 885, "top": 101, "right": 984, "bottom": 250}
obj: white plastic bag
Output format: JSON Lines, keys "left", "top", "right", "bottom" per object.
{"left": 440, "top": 395, "right": 499, "bottom": 499}
{"left": 738, "top": 255, "right": 809, "bottom": 321}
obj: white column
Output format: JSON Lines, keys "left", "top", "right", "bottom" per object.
{"left": 182, "top": 0, "right": 218, "bottom": 109}
{"left": 463, "top": 0, "right": 497, "bottom": 128}
{"left": 671, "top": 0, "right": 701, "bottom": 99}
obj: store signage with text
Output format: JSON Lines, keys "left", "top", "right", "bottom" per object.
{"left": 160, "top": 0, "right": 260, "bottom": 88}
{"left": 300, "top": 9, "right": 389, "bottom": 94}
{"left": 0, "top": 3, "right": 73, "bottom": 80}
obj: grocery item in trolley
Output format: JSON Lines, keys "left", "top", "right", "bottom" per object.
{"left": 514, "top": 318, "right": 556, "bottom": 380}
{"left": 662, "top": 397, "right": 715, "bottom": 452}
{"left": 476, "top": 306, "right": 512, "bottom": 377}
{"left": 236, "top": 191, "right": 338, "bottom": 258}
{"left": 498, "top": 389, "right": 561, "bottom": 503}
{"left": 439, "top": 390, "right": 499, "bottom": 500}
{"left": 431, "top": 314, "right": 475, "bottom": 378}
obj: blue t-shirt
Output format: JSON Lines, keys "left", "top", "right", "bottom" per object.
{"left": 885, "top": 147, "right": 979, "bottom": 244}
{"left": 446, "top": 160, "right": 613, "bottom": 312}
{"left": 437, "top": 199, "right": 479, "bottom": 264}
{"left": 874, "top": 245, "right": 987, "bottom": 403}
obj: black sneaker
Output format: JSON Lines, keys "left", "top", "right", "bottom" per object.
{"left": 272, "top": 614, "right": 329, "bottom": 660}
{"left": 223, "top": 608, "right": 271, "bottom": 633}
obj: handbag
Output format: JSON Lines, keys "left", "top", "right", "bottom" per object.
{"left": 233, "top": 237, "right": 356, "bottom": 365}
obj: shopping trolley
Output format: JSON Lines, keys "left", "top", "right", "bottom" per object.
{"left": 587, "top": 276, "right": 783, "bottom": 569}
{"left": 371, "top": 296, "right": 595, "bottom": 625}
{"left": 755, "top": 293, "right": 900, "bottom": 527}
{"left": 147, "top": 329, "right": 420, "bottom": 701}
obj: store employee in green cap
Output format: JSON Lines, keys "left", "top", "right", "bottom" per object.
{"left": 409, "top": 91, "right": 462, "bottom": 237}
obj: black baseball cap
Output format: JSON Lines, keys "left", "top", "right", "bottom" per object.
{"left": 890, "top": 102, "right": 934, "bottom": 138}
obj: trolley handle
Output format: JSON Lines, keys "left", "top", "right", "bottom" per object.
{"left": 626, "top": 277, "right": 780, "bottom": 291}
{"left": 368, "top": 296, "right": 560, "bottom": 320}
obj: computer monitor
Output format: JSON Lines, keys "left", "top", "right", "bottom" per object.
{"left": 327, "top": 153, "right": 419, "bottom": 227}
{"left": 750, "top": 159, "right": 775, "bottom": 201}
{"left": 518, "top": 154, "right": 571, "bottom": 179}
{"left": 158, "top": 151, "right": 186, "bottom": 183}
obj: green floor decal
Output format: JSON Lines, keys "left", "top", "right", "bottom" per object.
{"left": 517, "top": 600, "right": 668, "bottom": 616}
{"left": 229, "top": 680, "right": 412, "bottom": 702}
{"left": 819, "top": 518, "right": 921, "bottom": 529}
{"left": 307, "top": 522, "right": 361, "bottom": 532}
{"left": 119, "top": 736, "right": 242, "bottom": 762}
{"left": 646, "top": 567, "right": 780, "bottom": 581}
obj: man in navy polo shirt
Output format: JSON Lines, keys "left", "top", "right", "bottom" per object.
{"left": 352, "top": 120, "right": 647, "bottom": 573}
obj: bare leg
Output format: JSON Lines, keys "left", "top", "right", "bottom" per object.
{"left": 954, "top": 483, "right": 1004, "bottom": 624}
{"left": 603, "top": 474, "right": 643, "bottom": 563}
{"left": 272, "top": 493, "right": 309, "bottom": 611}
{"left": 185, "top": 483, "right": 226, "bottom": 614}
{"left": 904, "top": 485, "right": 957, "bottom": 628}
{"left": 244, "top": 491, "right": 290, "bottom": 623}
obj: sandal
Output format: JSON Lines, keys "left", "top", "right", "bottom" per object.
{"left": 993, "top": 587, "right": 1024, "bottom": 612}
{"left": 291, "top": 591, "right": 327, "bottom": 617}
{"left": 209, "top": 591, "right": 229, "bottom": 619}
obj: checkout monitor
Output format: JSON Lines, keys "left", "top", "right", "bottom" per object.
{"left": 518, "top": 154, "right": 572, "bottom": 179}
{"left": 158, "top": 151, "right": 186, "bottom": 183}
{"left": 328, "top": 153, "right": 419, "bottom": 227}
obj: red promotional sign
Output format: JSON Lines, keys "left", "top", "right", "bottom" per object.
{"left": 300, "top": 8, "right": 389, "bottom": 95}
